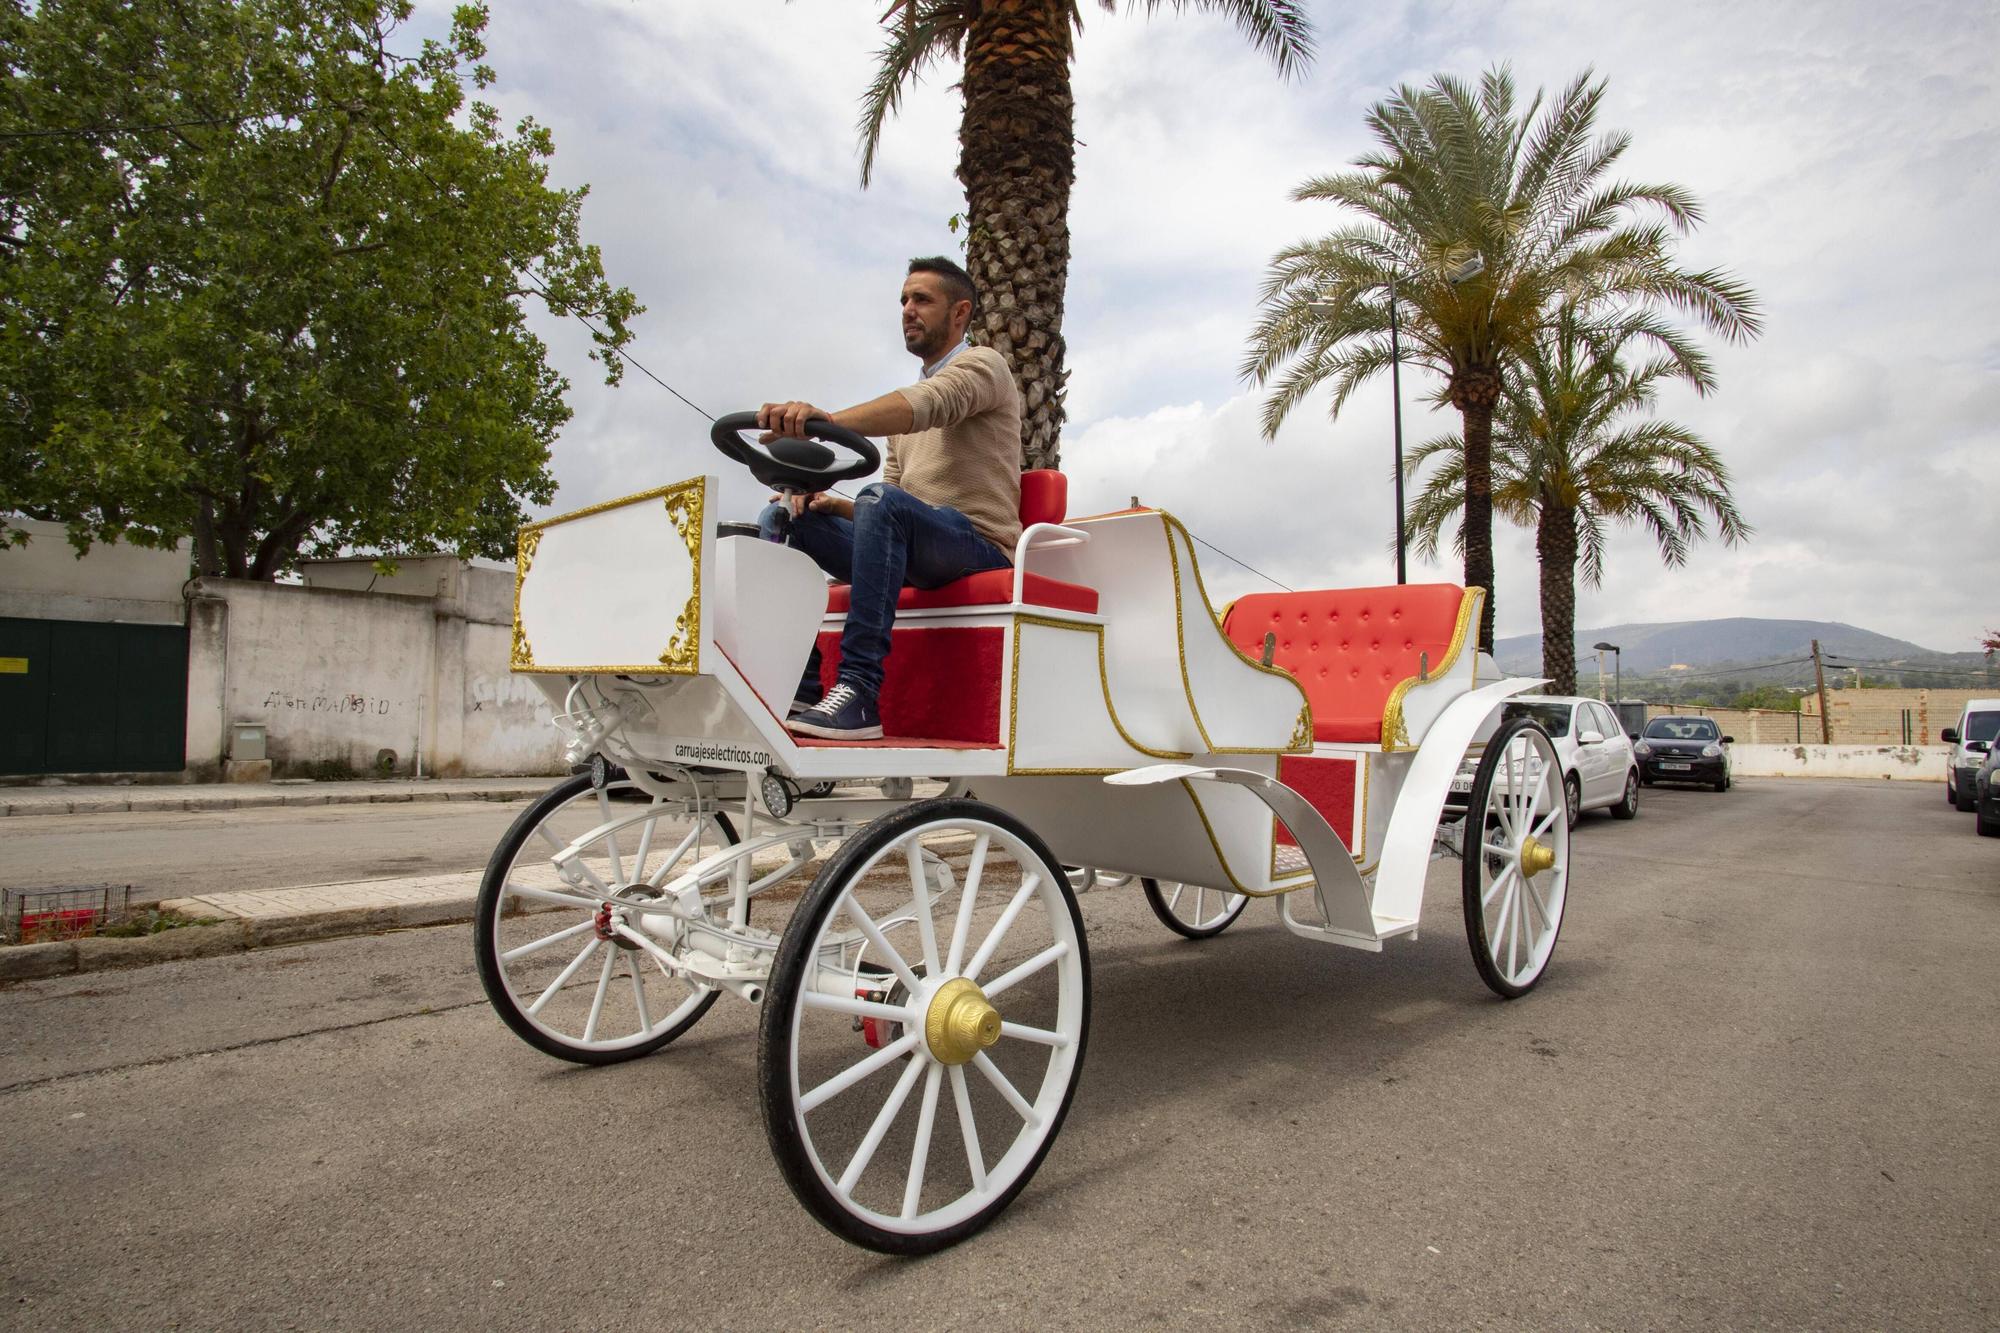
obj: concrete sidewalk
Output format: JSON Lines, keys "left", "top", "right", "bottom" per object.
{"left": 0, "top": 775, "right": 558, "bottom": 818}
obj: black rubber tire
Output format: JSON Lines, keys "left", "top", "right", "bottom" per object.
{"left": 758, "top": 797, "right": 1090, "bottom": 1256}
{"left": 1141, "top": 877, "right": 1248, "bottom": 939}
{"left": 1462, "top": 717, "right": 1566, "bottom": 1000}
{"left": 1945, "top": 776, "right": 1957, "bottom": 806}
{"left": 473, "top": 773, "right": 736, "bottom": 1066}
{"left": 1976, "top": 799, "right": 2000, "bottom": 838}
{"left": 1954, "top": 780, "right": 1976, "bottom": 813}
{"left": 1610, "top": 770, "right": 1639, "bottom": 820}
{"left": 1639, "top": 773, "right": 1654, "bottom": 787}
{"left": 1563, "top": 773, "right": 1582, "bottom": 830}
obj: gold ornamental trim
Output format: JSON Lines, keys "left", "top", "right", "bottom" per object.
{"left": 1005, "top": 613, "right": 1191, "bottom": 776}
{"left": 510, "top": 478, "right": 707, "bottom": 676}
{"left": 1380, "top": 587, "right": 1483, "bottom": 752}
{"left": 1521, "top": 834, "right": 1556, "bottom": 877}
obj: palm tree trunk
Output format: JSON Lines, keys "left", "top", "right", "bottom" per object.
{"left": 959, "top": 1, "right": 1073, "bottom": 471}
{"left": 1536, "top": 499, "right": 1580, "bottom": 695}
{"left": 1453, "top": 367, "right": 1503, "bottom": 652}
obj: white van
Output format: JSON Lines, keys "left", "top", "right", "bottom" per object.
{"left": 1942, "top": 698, "right": 2000, "bottom": 812}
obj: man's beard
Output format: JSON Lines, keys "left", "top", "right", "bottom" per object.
{"left": 906, "top": 323, "right": 948, "bottom": 361}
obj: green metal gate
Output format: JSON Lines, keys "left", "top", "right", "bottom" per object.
{"left": 0, "top": 617, "right": 187, "bottom": 775}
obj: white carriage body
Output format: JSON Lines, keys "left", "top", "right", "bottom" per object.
{"left": 509, "top": 473, "right": 1539, "bottom": 950}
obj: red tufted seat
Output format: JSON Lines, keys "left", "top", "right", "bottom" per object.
{"left": 1222, "top": 584, "right": 1471, "bottom": 744}
{"left": 825, "top": 469, "right": 1098, "bottom": 616}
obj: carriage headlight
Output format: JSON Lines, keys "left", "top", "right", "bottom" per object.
{"left": 1633, "top": 742, "right": 1652, "bottom": 757}
{"left": 759, "top": 770, "right": 794, "bottom": 819}
{"left": 1701, "top": 744, "right": 1723, "bottom": 758}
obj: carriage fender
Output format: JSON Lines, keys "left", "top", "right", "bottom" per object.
{"left": 1368, "top": 676, "right": 1549, "bottom": 929}
{"left": 1104, "top": 763, "right": 1376, "bottom": 938}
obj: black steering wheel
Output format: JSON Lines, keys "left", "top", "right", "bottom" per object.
{"left": 709, "top": 411, "right": 880, "bottom": 494}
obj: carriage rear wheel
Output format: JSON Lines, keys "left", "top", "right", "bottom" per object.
{"left": 1461, "top": 717, "right": 1569, "bottom": 999}
{"left": 474, "top": 772, "right": 737, "bottom": 1065}
{"left": 759, "top": 798, "right": 1089, "bottom": 1254}
{"left": 1141, "top": 878, "right": 1248, "bottom": 939}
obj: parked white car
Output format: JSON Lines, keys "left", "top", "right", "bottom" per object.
{"left": 1942, "top": 697, "right": 2000, "bottom": 813}
{"left": 1446, "top": 695, "right": 1641, "bottom": 828}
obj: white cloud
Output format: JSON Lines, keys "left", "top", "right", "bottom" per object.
{"left": 453, "top": 0, "right": 1997, "bottom": 651}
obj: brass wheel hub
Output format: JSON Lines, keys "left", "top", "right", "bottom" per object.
{"left": 924, "top": 978, "right": 1002, "bottom": 1066}
{"left": 1520, "top": 835, "right": 1557, "bottom": 877}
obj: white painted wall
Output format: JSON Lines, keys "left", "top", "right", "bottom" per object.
{"left": 184, "top": 569, "right": 561, "bottom": 779}
{"left": 0, "top": 518, "right": 189, "bottom": 625}
{"left": 1730, "top": 744, "right": 1949, "bottom": 782}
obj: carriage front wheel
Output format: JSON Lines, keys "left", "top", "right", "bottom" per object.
{"left": 1461, "top": 716, "right": 1570, "bottom": 998}
{"left": 759, "top": 798, "right": 1089, "bottom": 1254}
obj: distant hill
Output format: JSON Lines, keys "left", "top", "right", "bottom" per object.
{"left": 1495, "top": 618, "right": 1961, "bottom": 676}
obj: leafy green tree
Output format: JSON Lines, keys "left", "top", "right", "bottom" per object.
{"left": 853, "top": 0, "right": 1314, "bottom": 470}
{"left": 1242, "top": 66, "right": 1760, "bottom": 652}
{"left": 1405, "top": 310, "right": 1749, "bottom": 693}
{"left": 0, "top": 0, "right": 638, "bottom": 579}
{"left": 1729, "top": 685, "right": 1801, "bottom": 712}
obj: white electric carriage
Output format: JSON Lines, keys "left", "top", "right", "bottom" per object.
{"left": 476, "top": 415, "right": 1572, "bottom": 1253}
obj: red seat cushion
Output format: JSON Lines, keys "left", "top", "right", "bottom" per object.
{"left": 827, "top": 570, "right": 1098, "bottom": 615}
{"left": 1222, "top": 584, "right": 1470, "bottom": 744}
{"left": 1020, "top": 469, "right": 1067, "bottom": 528}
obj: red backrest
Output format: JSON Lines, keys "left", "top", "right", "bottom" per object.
{"left": 1019, "top": 470, "right": 1067, "bottom": 528}
{"left": 1223, "top": 584, "right": 1470, "bottom": 724}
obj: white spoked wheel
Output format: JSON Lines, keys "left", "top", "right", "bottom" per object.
{"left": 1462, "top": 717, "right": 1570, "bottom": 999}
{"left": 759, "top": 798, "right": 1089, "bottom": 1254}
{"left": 1140, "top": 877, "right": 1247, "bottom": 940}
{"left": 475, "top": 771, "right": 738, "bottom": 1064}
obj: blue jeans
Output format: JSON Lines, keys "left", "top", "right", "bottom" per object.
{"left": 758, "top": 483, "right": 1011, "bottom": 698}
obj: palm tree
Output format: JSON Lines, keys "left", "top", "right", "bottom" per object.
{"left": 1241, "top": 66, "right": 1761, "bottom": 653}
{"left": 854, "top": 1, "right": 1314, "bottom": 470}
{"left": 1404, "top": 309, "right": 1751, "bottom": 694}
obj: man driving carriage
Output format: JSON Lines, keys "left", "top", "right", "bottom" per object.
{"left": 755, "top": 255, "right": 1023, "bottom": 741}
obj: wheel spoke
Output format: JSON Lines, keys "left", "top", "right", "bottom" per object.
{"left": 944, "top": 834, "right": 990, "bottom": 976}
{"left": 526, "top": 936, "right": 601, "bottom": 1016}
{"left": 802, "top": 991, "right": 910, "bottom": 1024}
{"left": 800, "top": 1031, "right": 920, "bottom": 1114}
{"left": 506, "top": 883, "right": 603, "bottom": 912}
{"left": 1530, "top": 805, "right": 1562, "bottom": 840}
{"left": 501, "top": 917, "right": 595, "bottom": 962}
{"left": 949, "top": 1065, "right": 987, "bottom": 1192}
{"left": 982, "top": 941, "right": 1069, "bottom": 999}
{"left": 971, "top": 1051, "right": 1040, "bottom": 1128}
{"left": 1506, "top": 880, "right": 1523, "bottom": 979}
{"left": 999, "top": 1021, "right": 1070, "bottom": 1049}
{"left": 1168, "top": 882, "right": 1186, "bottom": 912}
{"left": 626, "top": 952, "right": 652, "bottom": 1035}
{"left": 581, "top": 948, "right": 617, "bottom": 1043}
{"left": 836, "top": 1053, "right": 926, "bottom": 1196}
{"left": 645, "top": 823, "right": 706, "bottom": 888}
{"left": 901, "top": 1063, "right": 944, "bottom": 1219}
{"left": 965, "top": 873, "right": 1042, "bottom": 982}
{"left": 595, "top": 787, "right": 626, "bottom": 886}
{"left": 907, "top": 838, "right": 941, "bottom": 975}
{"left": 842, "top": 898, "right": 923, "bottom": 992}
{"left": 631, "top": 801, "right": 661, "bottom": 885}
{"left": 1522, "top": 874, "right": 1552, "bottom": 936}
{"left": 1482, "top": 862, "right": 1516, "bottom": 910}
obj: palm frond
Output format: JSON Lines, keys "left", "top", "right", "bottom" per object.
{"left": 854, "top": 2, "right": 971, "bottom": 187}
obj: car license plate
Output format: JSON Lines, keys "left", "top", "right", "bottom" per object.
{"left": 1449, "top": 774, "right": 1474, "bottom": 793}
{"left": 1661, "top": 761, "right": 1692, "bottom": 771}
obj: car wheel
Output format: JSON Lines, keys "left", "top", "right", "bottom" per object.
{"left": 1955, "top": 780, "right": 1976, "bottom": 813}
{"left": 1946, "top": 775, "right": 1957, "bottom": 805}
{"left": 1563, "top": 773, "right": 1581, "bottom": 830}
{"left": 1977, "top": 801, "right": 2000, "bottom": 838}
{"left": 1611, "top": 770, "right": 1639, "bottom": 820}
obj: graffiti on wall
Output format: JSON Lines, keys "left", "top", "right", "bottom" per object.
{"left": 260, "top": 690, "right": 402, "bottom": 716}
{"left": 468, "top": 673, "right": 549, "bottom": 713}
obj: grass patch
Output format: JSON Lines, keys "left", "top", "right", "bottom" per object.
{"left": 93, "top": 908, "right": 221, "bottom": 939}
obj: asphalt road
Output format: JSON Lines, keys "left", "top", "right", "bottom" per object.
{"left": 0, "top": 797, "right": 540, "bottom": 901}
{"left": 0, "top": 777, "right": 1993, "bottom": 1330}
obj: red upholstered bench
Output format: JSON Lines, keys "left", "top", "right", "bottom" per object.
{"left": 1222, "top": 584, "right": 1471, "bottom": 745}
{"left": 825, "top": 470, "right": 1098, "bottom": 616}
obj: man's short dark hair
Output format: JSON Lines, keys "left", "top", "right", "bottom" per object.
{"left": 908, "top": 255, "right": 978, "bottom": 316}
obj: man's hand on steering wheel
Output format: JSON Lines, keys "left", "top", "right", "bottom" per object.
{"left": 758, "top": 400, "right": 827, "bottom": 443}
{"left": 772, "top": 490, "right": 856, "bottom": 521}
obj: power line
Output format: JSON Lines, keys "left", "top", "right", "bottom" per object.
{"left": 1187, "top": 533, "right": 1293, "bottom": 592}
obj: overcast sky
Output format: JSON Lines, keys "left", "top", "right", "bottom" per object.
{"left": 440, "top": 0, "right": 1995, "bottom": 653}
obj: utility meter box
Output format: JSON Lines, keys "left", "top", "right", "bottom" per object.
{"left": 229, "top": 722, "right": 268, "bottom": 761}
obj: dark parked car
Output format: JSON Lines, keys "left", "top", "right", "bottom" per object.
{"left": 1634, "top": 716, "right": 1733, "bottom": 791}
{"left": 1975, "top": 742, "right": 2000, "bottom": 838}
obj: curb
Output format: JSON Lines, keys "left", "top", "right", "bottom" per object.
{"left": 0, "top": 785, "right": 551, "bottom": 819}
{"left": 0, "top": 901, "right": 477, "bottom": 984}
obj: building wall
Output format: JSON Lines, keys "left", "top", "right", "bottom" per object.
{"left": 0, "top": 518, "right": 189, "bottom": 625}
{"left": 1802, "top": 688, "right": 1996, "bottom": 745}
{"left": 184, "top": 567, "right": 561, "bottom": 779}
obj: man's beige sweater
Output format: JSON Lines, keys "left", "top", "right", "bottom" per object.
{"left": 887, "top": 345, "right": 1023, "bottom": 554}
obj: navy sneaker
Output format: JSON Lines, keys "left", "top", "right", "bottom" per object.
{"left": 789, "top": 680, "right": 823, "bottom": 720}
{"left": 786, "top": 681, "right": 883, "bottom": 741}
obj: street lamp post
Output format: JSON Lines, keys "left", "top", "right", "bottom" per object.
{"left": 1593, "top": 641, "right": 1622, "bottom": 708}
{"left": 1311, "top": 254, "right": 1484, "bottom": 587}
